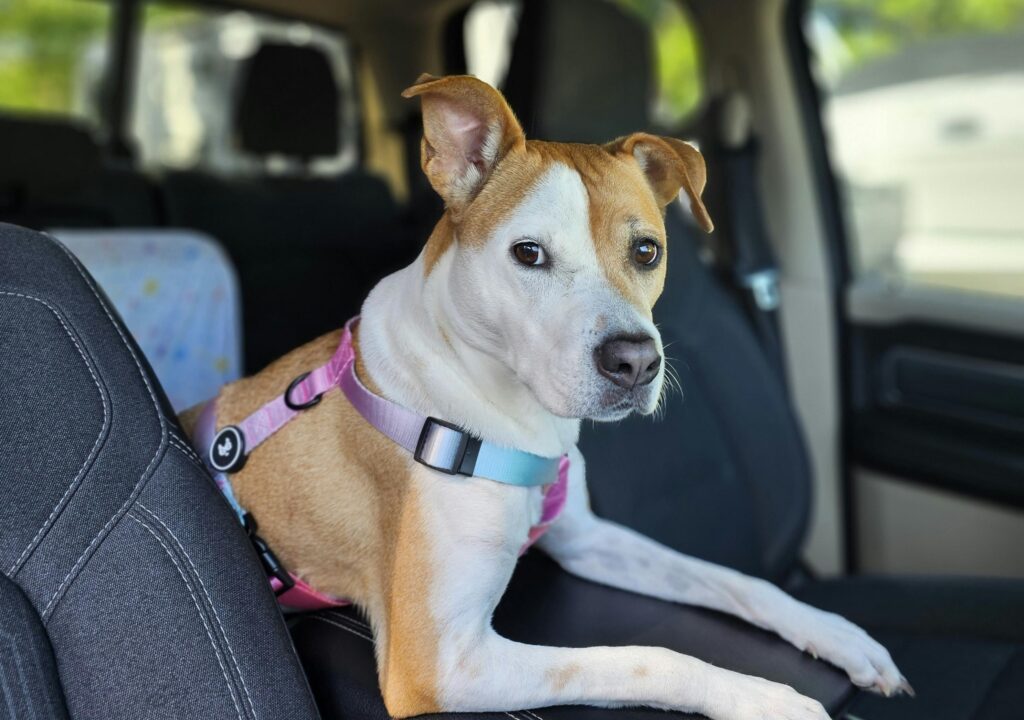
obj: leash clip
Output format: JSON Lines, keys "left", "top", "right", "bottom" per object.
{"left": 414, "top": 417, "right": 481, "bottom": 476}
{"left": 241, "top": 513, "right": 295, "bottom": 596}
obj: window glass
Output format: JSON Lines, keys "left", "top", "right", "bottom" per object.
{"left": 615, "top": 0, "right": 702, "bottom": 127}
{"left": 0, "top": 0, "right": 111, "bottom": 123}
{"left": 133, "top": 2, "right": 357, "bottom": 176}
{"left": 806, "top": 0, "right": 1024, "bottom": 298}
{"left": 464, "top": 0, "right": 521, "bottom": 88}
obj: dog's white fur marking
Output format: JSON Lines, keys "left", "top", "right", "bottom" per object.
{"left": 355, "top": 158, "right": 904, "bottom": 717}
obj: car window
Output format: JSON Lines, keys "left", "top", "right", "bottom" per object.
{"left": 132, "top": 2, "right": 358, "bottom": 176}
{"left": 806, "top": 0, "right": 1024, "bottom": 299}
{"left": 463, "top": 0, "right": 701, "bottom": 128}
{"left": 464, "top": 0, "right": 521, "bottom": 88}
{"left": 0, "top": 0, "right": 111, "bottom": 124}
{"left": 615, "top": 0, "right": 702, "bottom": 127}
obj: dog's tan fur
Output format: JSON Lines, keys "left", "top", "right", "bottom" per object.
{"left": 188, "top": 330, "right": 442, "bottom": 714}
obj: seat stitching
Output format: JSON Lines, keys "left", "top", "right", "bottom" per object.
{"left": 309, "top": 615, "right": 373, "bottom": 643}
{"left": 128, "top": 512, "right": 245, "bottom": 720}
{"left": 2, "top": 291, "right": 111, "bottom": 578}
{"left": 135, "top": 501, "right": 257, "bottom": 720}
{"left": 324, "top": 610, "right": 371, "bottom": 631}
{"left": 41, "top": 238, "right": 168, "bottom": 621}
{"left": 522, "top": 709, "right": 546, "bottom": 720}
{"left": 0, "top": 627, "right": 42, "bottom": 720}
{"left": 324, "top": 613, "right": 374, "bottom": 638}
{"left": 167, "top": 436, "right": 207, "bottom": 473}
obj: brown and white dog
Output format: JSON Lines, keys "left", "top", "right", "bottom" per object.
{"left": 184, "top": 74, "right": 908, "bottom": 718}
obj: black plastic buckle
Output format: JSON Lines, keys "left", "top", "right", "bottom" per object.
{"left": 285, "top": 372, "right": 323, "bottom": 411}
{"left": 414, "top": 417, "right": 480, "bottom": 476}
{"left": 242, "top": 513, "right": 295, "bottom": 596}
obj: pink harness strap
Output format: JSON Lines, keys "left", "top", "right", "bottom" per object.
{"left": 194, "top": 320, "right": 569, "bottom": 611}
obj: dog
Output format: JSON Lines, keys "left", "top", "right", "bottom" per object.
{"left": 183, "top": 74, "right": 909, "bottom": 719}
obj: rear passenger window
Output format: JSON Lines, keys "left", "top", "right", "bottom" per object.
{"left": 0, "top": 0, "right": 112, "bottom": 123}
{"left": 806, "top": 0, "right": 1024, "bottom": 298}
{"left": 132, "top": 2, "right": 358, "bottom": 175}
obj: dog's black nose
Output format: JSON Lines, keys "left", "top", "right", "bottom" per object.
{"left": 596, "top": 335, "right": 661, "bottom": 389}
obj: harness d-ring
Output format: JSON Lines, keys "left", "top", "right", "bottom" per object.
{"left": 285, "top": 372, "right": 323, "bottom": 411}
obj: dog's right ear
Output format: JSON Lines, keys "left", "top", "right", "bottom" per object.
{"left": 402, "top": 74, "right": 525, "bottom": 212}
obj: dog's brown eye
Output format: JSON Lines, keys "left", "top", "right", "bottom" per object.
{"left": 512, "top": 241, "right": 546, "bottom": 267}
{"left": 633, "top": 239, "right": 660, "bottom": 267}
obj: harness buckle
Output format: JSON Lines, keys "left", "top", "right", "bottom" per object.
{"left": 241, "top": 513, "right": 295, "bottom": 596}
{"left": 414, "top": 417, "right": 480, "bottom": 475}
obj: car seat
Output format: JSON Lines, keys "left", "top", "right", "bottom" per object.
{"left": 0, "top": 223, "right": 319, "bottom": 720}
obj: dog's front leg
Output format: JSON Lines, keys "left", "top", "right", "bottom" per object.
{"left": 428, "top": 627, "right": 828, "bottom": 719}
{"left": 375, "top": 471, "right": 826, "bottom": 719}
{"left": 537, "top": 448, "right": 909, "bottom": 698}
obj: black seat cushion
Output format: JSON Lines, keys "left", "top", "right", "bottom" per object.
{"left": 794, "top": 576, "right": 1024, "bottom": 720}
{"left": 291, "top": 553, "right": 853, "bottom": 720}
{"left": 0, "top": 224, "right": 318, "bottom": 719}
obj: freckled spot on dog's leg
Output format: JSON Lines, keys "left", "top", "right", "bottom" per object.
{"left": 632, "top": 665, "right": 649, "bottom": 678}
{"left": 547, "top": 663, "right": 581, "bottom": 692}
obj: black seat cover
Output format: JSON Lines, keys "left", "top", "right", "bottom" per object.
{"left": 0, "top": 224, "right": 319, "bottom": 719}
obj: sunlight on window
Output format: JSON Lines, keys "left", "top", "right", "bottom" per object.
{"left": 464, "top": 0, "right": 520, "bottom": 88}
{"left": 0, "top": 0, "right": 111, "bottom": 122}
{"left": 808, "top": 0, "right": 1024, "bottom": 299}
{"left": 615, "top": 0, "right": 702, "bottom": 126}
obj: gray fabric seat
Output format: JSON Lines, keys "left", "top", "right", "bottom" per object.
{"left": 0, "top": 223, "right": 319, "bottom": 720}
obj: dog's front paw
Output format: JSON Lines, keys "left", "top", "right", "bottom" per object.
{"left": 784, "top": 607, "right": 912, "bottom": 697}
{"left": 709, "top": 673, "right": 829, "bottom": 720}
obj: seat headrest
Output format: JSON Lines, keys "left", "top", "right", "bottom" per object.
{"left": 503, "top": 0, "right": 653, "bottom": 143}
{"left": 0, "top": 114, "right": 101, "bottom": 191}
{"left": 234, "top": 43, "right": 341, "bottom": 159}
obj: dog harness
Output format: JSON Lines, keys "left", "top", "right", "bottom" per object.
{"left": 193, "top": 318, "right": 569, "bottom": 611}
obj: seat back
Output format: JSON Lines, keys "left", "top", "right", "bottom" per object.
{"left": 504, "top": 0, "right": 812, "bottom": 580}
{"left": 0, "top": 223, "right": 318, "bottom": 719}
{"left": 0, "top": 114, "right": 161, "bottom": 229}
{"left": 163, "top": 43, "right": 416, "bottom": 372}
{"left": 52, "top": 228, "right": 243, "bottom": 411}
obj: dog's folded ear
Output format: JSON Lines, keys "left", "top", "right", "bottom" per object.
{"left": 606, "top": 133, "right": 714, "bottom": 233}
{"left": 402, "top": 74, "right": 526, "bottom": 212}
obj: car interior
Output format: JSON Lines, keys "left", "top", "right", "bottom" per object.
{"left": 1, "top": 0, "right": 1023, "bottom": 719}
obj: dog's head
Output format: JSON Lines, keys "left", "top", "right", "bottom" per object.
{"left": 403, "top": 74, "right": 713, "bottom": 422}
